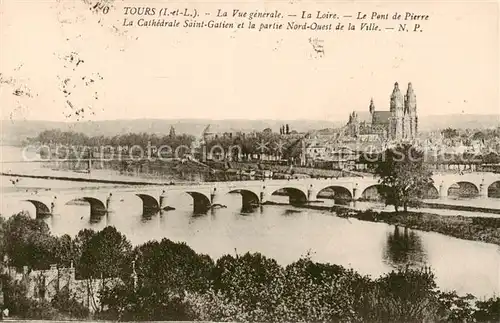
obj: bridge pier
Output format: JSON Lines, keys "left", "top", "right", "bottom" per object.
{"left": 50, "top": 196, "right": 61, "bottom": 216}
{"left": 352, "top": 183, "right": 362, "bottom": 201}
{"left": 307, "top": 185, "right": 317, "bottom": 203}
{"left": 211, "top": 187, "right": 225, "bottom": 207}
{"left": 105, "top": 193, "right": 116, "bottom": 213}
{"left": 479, "top": 179, "right": 488, "bottom": 198}
{"left": 439, "top": 181, "right": 448, "bottom": 199}
{"left": 159, "top": 190, "right": 169, "bottom": 209}
{"left": 260, "top": 186, "right": 270, "bottom": 204}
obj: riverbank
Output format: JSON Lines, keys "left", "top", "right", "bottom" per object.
{"left": 421, "top": 201, "right": 500, "bottom": 215}
{"left": 350, "top": 208, "right": 500, "bottom": 246}
{"left": 276, "top": 202, "right": 500, "bottom": 245}
{"left": 0, "top": 172, "right": 171, "bottom": 186}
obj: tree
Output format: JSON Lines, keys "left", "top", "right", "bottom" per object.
{"left": 473, "top": 297, "right": 500, "bottom": 322}
{"left": 373, "top": 267, "right": 440, "bottom": 323}
{"left": 441, "top": 128, "right": 458, "bottom": 139}
{"left": 262, "top": 128, "right": 272, "bottom": 135}
{"left": 54, "top": 234, "right": 74, "bottom": 268}
{"left": 3, "top": 212, "right": 59, "bottom": 269}
{"left": 211, "top": 252, "right": 284, "bottom": 321}
{"left": 472, "top": 131, "right": 485, "bottom": 141}
{"left": 100, "top": 238, "right": 213, "bottom": 320}
{"left": 285, "top": 124, "right": 290, "bottom": 135}
{"left": 373, "top": 144, "right": 434, "bottom": 213}
{"left": 77, "top": 226, "right": 132, "bottom": 280}
{"left": 51, "top": 286, "right": 90, "bottom": 319}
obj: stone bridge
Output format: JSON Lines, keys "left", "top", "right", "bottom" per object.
{"left": 5, "top": 172, "right": 500, "bottom": 218}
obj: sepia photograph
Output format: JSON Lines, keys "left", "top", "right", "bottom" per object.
{"left": 0, "top": 0, "right": 499, "bottom": 321}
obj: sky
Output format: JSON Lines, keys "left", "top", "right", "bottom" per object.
{"left": 0, "top": 0, "right": 498, "bottom": 122}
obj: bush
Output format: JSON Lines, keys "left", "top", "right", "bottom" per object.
{"left": 51, "top": 287, "right": 89, "bottom": 319}
{"left": 472, "top": 217, "right": 500, "bottom": 228}
{"left": 1, "top": 274, "right": 61, "bottom": 320}
{"left": 473, "top": 297, "right": 500, "bottom": 322}
{"left": 369, "top": 267, "right": 440, "bottom": 323}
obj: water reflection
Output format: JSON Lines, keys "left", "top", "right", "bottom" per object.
{"left": 88, "top": 211, "right": 106, "bottom": 224}
{"left": 140, "top": 211, "right": 155, "bottom": 223}
{"left": 384, "top": 225, "right": 427, "bottom": 268}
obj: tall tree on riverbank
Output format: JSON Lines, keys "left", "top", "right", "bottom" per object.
{"left": 3, "top": 212, "right": 59, "bottom": 269}
{"left": 373, "top": 144, "right": 434, "bottom": 213}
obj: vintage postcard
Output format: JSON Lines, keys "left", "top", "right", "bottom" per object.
{"left": 0, "top": 0, "right": 499, "bottom": 321}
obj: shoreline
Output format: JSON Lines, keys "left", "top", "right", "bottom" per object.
{"left": 0, "top": 172, "right": 171, "bottom": 186}
{"left": 421, "top": 201, "right": 500, "bottom": 215}
{"left": 272, "top": 201, "right": 500, "bottom": 246}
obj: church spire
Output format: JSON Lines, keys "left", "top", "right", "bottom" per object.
{"left": 390, "top": 82, "right": 404, "bottom": 113}
{"left": 405, "top": 82, "right": 417, "bottom": 112}
{"left": 369, "top": 97, "right": 375, "bottom": 114}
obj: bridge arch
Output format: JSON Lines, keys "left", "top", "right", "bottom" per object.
{"left": 228, "top": 189, "right": 260, "bottom": 209}
{"left": 271, "top": 187, "right": 308, "bottom": 205}
{"left": 24, "top": 200, "right": 51, "bottom": 218}
{"left": 488, "top": 181, "right": 500, "bottom": 198}
{"left": 186, "top": 191, "right": 211, "bottom": 214}
{"left": 316, "top": 186, "right": 352, "bottom": 202}
{"left": 447, "top": 181, "right": 479, "bottom": 198}
{"left": 360, "top": 184, "right": 386, "bottom": 201}
{"left": 422, "top": 184, "right": 439, "bottom": 199}
{"left": 66, "top": 197, "right": 107, "bottom": 217}
{"left": 360, "top": 183, "right": 439, "bottom": 200}
{"left": 136, "top": 194, "right": 160, "bottom": 214}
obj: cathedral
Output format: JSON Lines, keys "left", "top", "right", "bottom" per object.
{"left": 347, "top": 82, "right": 418, "bottom": 141}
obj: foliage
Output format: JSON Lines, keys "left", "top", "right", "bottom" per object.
{"left": 373, "top": 144, "right": 434, "bottom": 212}
{"left": 98, "top": 238, "right": 213, "bottom": 320}
{"left": 30, "top": 128, "right": 306, "bottom": 162}
{"left": 441, "top": 128, "right": 459, "bottom": 139}
{"left": 133, "top": 238, "right": 214, "bottom": 293}
{"left": 99, "top": 282, "right": 195, "bottom": 321}
{"left": 31, "top": 129, "right": 196, "bottom": 153}
{"left": 3, "top": 212, "right": 59, "bottom": 269}
{"left": 482, "top": 152, "right": 500, "bottom": 164}
{"left": 0, "top": 274, "right": 61, "bottom": 320}
{"left": 370, "top": 267, "right": 439, "bottom": 322}
{"left": 436, "top": 291, "right": 475, "bottom": 322}
{"left": 278, "top": 258, "right": 371, "bottom": 322}
{"left": 3, "top": 218, "right": 500, "bottom": 322}
{"left": 50, "top": 286, "right": 90, "bottom": 319}
{"left": 473, "top": 296, "right": 500, "bottom": 322}
{"left": 211, "top": 252, "right": 284, "bottom": 321}
{"left": 76, "top": 226, "right": 132, "bottom": 280}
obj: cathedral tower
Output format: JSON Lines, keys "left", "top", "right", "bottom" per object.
{"left": 404, "top": 82, "right": 417, "bottom": 139}
{"left": 389, "top": 82, "right": 404, "bottom": 140}
{"left": 348, "top": 111, "right": 360, "bottom": 137}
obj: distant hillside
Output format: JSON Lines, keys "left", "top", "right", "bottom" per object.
{"left": 1, "top": 115, "right": 498, "bottom": 145}
{"left": 0, "top": 119, "right": 342, "bottom": 145}
{"left": 418, "top": 114, "right": 500, "bottom": 131}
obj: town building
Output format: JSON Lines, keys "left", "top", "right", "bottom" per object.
{"left": 2, "top": 263, "right": 121, "bottom": 313}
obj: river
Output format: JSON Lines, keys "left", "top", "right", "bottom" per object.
{"left": 1, "top": 146, "right": 499, "bottom": 298}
